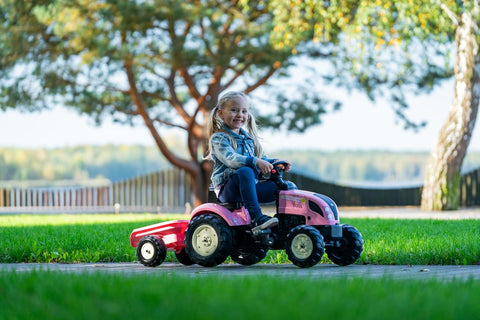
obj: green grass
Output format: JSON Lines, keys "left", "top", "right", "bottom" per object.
{"left": 352, "top": 219, "right": 480, "bottom": 265}
{"left": 2, "top": 214, "right": 480, "bottom": 320}
{"left": 1, "top": 214, "right": 480, "bottom": 265}
{"left": 1, "top": 271, "right": 479, "bottom": 320}
{"left": 0, "top": 214, "right": 185, "bottom": 263}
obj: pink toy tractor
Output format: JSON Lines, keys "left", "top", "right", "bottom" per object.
{"left": 130, "top": 161, "right": 363, "bottom": 268}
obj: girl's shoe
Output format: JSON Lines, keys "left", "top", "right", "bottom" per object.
{"left": 252, "top": 215, "right": 278, "bottom": 229}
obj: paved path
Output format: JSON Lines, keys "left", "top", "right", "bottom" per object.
{"left": 2, "top": 262, "right": 480, "bottom": 281}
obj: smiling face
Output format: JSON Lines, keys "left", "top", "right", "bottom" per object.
{"left": 217, "top": 97, "right": 249, "bottom": 134}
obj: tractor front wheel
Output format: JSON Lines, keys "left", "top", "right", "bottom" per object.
{"left": 286, "top": 225, "right": 324, "bottom": 268}
{"left": 326, "top": 224, "right": 363, "bottom": 266}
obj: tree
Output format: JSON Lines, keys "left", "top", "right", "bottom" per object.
{"left": 421, "top": 3, "right": 479, "bottom": 210}
{"left": 268, "top": 0, "right": 479, "bottom": 210}
{"left": 0, "top": 0, "right": 333, "bottom": 205}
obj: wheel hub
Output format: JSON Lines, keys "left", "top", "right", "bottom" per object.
{"left": 291, "top": 234, "right": 313, "bottom": 260}
{"left": 192, "top": 224, "right": 218, "bottom": 257}
{"left": 140, "top": 242, "right": 155, "bottom": 260}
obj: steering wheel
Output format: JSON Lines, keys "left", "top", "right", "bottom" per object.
{"left": 272, "top": 160, "right": 289, "bottom": 176}
{"left": 258, "top": 160, "right": 290, "bottom": 190}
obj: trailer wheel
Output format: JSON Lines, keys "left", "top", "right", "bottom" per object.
{"left": 286, "top": 225, "right": 324, "bottom": 268}
{"left": 136, "top": 235, "right": 167, "bottom": 267}
{"left": 184, "top": 215, "right": 232, "bottom": 267}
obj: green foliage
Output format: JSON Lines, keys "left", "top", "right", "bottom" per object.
{"left": 2, "top": 272, "right": 480, "bottom": 320}
{"left": 0, "top": 0, "right": 350, "bottom": 147}
{"left": 0, "top": 0, "right": 293, "bottom": 119}
{"left": 268, "top": 0, "right": 462, "bottom": 130}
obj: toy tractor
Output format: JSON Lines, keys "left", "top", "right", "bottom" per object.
{"left": 130, "top": 162, "right": 363, "bottom": 268}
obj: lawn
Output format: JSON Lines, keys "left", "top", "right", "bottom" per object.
{"left": 1, "top": 271, "right": 479, "bottom": 320}
{"left": 1, "top": 213, "right": 480, "bottom": 265}
{"left": 2, "top": 213, "right": 479, "bottom": 320}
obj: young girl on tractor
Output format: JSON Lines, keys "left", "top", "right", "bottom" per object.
{"left": 206, "top": 91, "right": 292, "bottom": 228}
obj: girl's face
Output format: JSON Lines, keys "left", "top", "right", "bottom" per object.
{"left": 218, "top": 97, "right": 249, "bottom": 134}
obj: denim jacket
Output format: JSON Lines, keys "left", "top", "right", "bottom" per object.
{"left": 210, "top": 124, "right": 275, "bottom": 187}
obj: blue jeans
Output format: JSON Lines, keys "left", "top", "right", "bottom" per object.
{"left": 218, "top": 167, "right": 278, "bottom": 221}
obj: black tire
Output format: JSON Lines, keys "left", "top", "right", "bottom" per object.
{"left": 285, "top": 225, "right": 325, "bottom": 268}
{"left": 184, "top": 215, "right": 233, "bottom": 267}
{"left": 230, "top": 247, "right": 268, "bottom": 266}
{"left": 326, "top": 224, "right": 363, "bottom": 266}
{"left": 136, "top": 235, "right": 167, "bottom": 267}
{"left": 175, "top": 247, "right": 195, "bottom": 266}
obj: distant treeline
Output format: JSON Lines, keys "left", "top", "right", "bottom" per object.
{"left": 1, "top": 145, "right": 480, "bottom": 187}
{"left": 271, "top": 149, "right": 480, "bottom": 185}
{"left": 0, "top": 145, "right": 169, "bottom": 186}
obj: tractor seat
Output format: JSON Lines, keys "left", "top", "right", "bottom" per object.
{"left": 208, "top": 186, "right": 243, "bottom": 211}
{"left": 218, "top": 202, "right": 243, "bottom": 211}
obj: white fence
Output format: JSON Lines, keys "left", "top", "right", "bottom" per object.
{"left": 0, "top": 168, "right": 193, "bottom": 214}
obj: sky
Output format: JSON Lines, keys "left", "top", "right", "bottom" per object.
{"left": 1, "top": 78, "right": 479, "bottom": 153}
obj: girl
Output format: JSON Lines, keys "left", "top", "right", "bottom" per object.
{"left": 206, "top": 91, "right": 291, "bottom": 228}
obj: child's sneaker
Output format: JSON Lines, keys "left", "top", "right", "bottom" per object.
{"left": 252, "top": 215, "right": 278, "bottom": 230}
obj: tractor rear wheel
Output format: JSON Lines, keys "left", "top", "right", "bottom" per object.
{"left": 184, "top": 215, "right": 233, "bottom": 267}
{"left": 175, "top": 248, "right": 194, "bottom": 266}
{"left": 230, "top": 247, "right": 268, "bottom": 266}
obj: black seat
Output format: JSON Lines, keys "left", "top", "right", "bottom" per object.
{"left": 208, "top": 187, "right": 243, "bottom": 211}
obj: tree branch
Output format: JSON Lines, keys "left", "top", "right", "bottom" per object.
{"left": 438, "top": 2, "right": 459, "bottom": 26}
{"left": 113, "top": 106, "right": 188, "bottom": 130}
{"left": 244, "top": 62, "right": 282, "bottom": 93}
{"left": 166, "top": 69, "right": 192, "bottom": 123}
{"left": 151, "top": 117, "right": 188, "bottom": 130}
{"left": 123, "top": 58, "right": 198, "bottom": 177}
{"left": 221, "top": 61, "right": 254, "bottom": 91}
{"left": 166, "top": 15, "right": 201, "bottom": 103}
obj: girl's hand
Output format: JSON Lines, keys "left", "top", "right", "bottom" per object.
{"left": 256, "top": 158, "right": 274, "bottom": 175}
{"left": 275, "top": 160, "right": 292, "bottom": 172}
{"left": 281, "top": 160, "right": 292, "bottom": 172}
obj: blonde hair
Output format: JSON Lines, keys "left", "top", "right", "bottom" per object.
{"left": 205, "top": 91, "right": 265, "bottom": 160}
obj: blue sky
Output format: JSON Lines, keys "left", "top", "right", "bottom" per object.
{"left": 1, "top": 78, "right": 479, "bottom": 153}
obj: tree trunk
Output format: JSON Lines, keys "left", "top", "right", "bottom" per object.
{"left": 421, "top": 11, "right": 480, "bottom": 211}
{"left": 189, "top": 161, "right": 212, "bottom": 207}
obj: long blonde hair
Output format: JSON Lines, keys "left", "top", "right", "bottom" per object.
{"left": 205, "top": 91, "right": 265, "bottom": 160}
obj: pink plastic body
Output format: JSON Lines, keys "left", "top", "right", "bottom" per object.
{"left": 129, "top": 220, "right": 189, "bottom": 253}
{"left": 191, "top": 203, "right": 252, "bottom": 226}
{"left": 129, "top": 189, "right": 339, "bottom": 254}
{"left": 277, "top": 189, "right": 340, "bottom": 226}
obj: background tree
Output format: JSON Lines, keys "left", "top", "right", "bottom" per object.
{"left": 0, "top": 0, "right": 334, "bottom": 205}
{"left": 268, "top": 0, "right": 478, "bottom": 210}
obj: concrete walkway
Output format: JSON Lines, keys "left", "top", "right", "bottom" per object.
{"left": 2, "top": 262, "right": 480, "bottom": 281}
